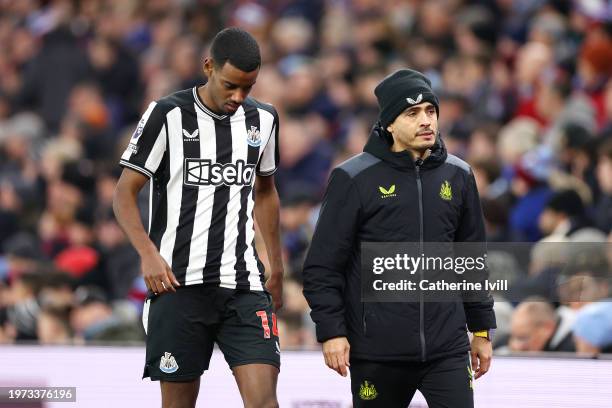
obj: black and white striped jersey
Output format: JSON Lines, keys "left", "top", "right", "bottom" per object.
{"left": 119, "top": 87, "right": 279, "bottom": 291}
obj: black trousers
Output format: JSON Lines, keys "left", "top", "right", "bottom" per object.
{"left": 350, "top": 353, "right": 474, "bottom": 408}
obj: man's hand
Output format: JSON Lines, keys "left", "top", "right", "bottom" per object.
{"left": 470, "top": 336, "right": 492, "bottom": 379}
{"left": 114, "top": 168, "right": 179, "bottom": 296}
{"left": 322, "top": 336, "right": 350, "bottom": 377}
{"left": 265, "top": 273, "right": 283, "bottom": 310}
{"left": 141, "top": 248, "right": 180, "bottom": 295}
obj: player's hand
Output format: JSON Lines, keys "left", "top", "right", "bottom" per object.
{"left": 322, "top": 336, "right": 350, "bottom": 377}
{"left": 140, "top": 249, "right": 180, "bottom": 295}
{"left": 265, "top": 273, "right": 283, "bottom": 310}
{"left": 470, "top": 336, "right": 492, "bottom": 379}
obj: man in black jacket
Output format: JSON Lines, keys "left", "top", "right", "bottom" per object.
{"left": 303, "top": 69, "right": 496, "bottom": 407}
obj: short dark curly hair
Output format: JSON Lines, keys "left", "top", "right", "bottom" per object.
{"left": 210, "top": 27, "right": 261, "bottom": 72}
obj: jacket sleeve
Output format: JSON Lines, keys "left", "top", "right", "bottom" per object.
{"left": 302, "top": 168, "right": 361, "bottom": 342}
{"left": 456, "top": 171, "right": 497, "bottom": 331}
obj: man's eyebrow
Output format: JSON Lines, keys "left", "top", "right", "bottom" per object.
{"left": 224, "top": 79, "right": 257, "bottom": 87}
{"left": 406, "top": 106, "right": 421, "bottom": 113}
{"left": 407, "top": 103, "right": 435, "bottom": 112}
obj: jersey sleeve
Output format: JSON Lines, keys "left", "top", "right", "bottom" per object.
{"left": 119, "top": 101, "right": 167, "bottom": 178}
{"left": 256, "top": 108, "right": 279, "bottom": 176}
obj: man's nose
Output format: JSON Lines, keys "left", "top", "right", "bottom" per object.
{"left": 231, "top": 89, "right": 247, "bottom": 103}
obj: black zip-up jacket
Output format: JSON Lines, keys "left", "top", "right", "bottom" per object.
{"left": 303, "top": 126, "right": 496, "bottom": 362}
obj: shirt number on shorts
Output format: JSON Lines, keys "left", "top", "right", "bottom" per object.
{"left": 256, "top": 311, "right": 278, "bottom": 339}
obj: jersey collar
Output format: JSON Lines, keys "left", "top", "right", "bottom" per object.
{"left": 192, "top": 87, "right": 228, "bottom": 121}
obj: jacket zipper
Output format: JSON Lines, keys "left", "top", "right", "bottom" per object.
{"left": 415, "top": 160, "right": 426, "bottom": 362}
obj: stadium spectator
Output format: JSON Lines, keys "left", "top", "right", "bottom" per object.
{"left": 280, "top": 183, "right": 318, "bottom": 282}
{"left": 14, "top": 20, "right": 91, "bottom": 131}
{"left": 509, "top": 148, "right": 555, "bottom": 241}
{"left": 595, "top": 139, "right": 612, "bottom": 233}
{"left": 507, "top": 298, "right": 576, "bottom": 353}
{"left": 70, "top": 286, "right": 142, "bottom": 343}
{"left": 559, "top": 249, "right": 610, "bottom": 309}
{"left": 559, "top": 239, "right": 612, "bottom": 355}
{"left": 573, "top": 301, "right": 612, "bottom": 354}
{"left": 538, "top": 189, "right": 604, "bottom": 240}
{"left": 37, "top": 305, "right": 73, "bottom": 345}
{"left": 0, "top": 306, "right": 16, "bottom": 344}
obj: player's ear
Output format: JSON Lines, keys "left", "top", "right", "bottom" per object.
{"left": 203, "top": 58, "right": 214, "bottom": 78}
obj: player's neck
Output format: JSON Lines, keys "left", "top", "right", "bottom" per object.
{"left": 197, "top": 85, "right": 225, "bottom": 115}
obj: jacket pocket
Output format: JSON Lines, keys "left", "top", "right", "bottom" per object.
{"left": 363, "top": 302, "right": 421, "bottom": 357}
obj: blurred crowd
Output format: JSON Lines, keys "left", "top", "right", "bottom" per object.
{"left": 0, "top": 0, "right": 611, "bottom": 354}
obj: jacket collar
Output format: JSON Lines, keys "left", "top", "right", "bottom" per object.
{"left": 363, "top": 124, "right": 448, "bottom": 171}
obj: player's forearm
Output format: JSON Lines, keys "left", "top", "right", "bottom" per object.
{"left": 113, "top": 184, "right": 157, "bottom": 257}
{"left": 254, "top": 186, "right": 284, "bottom": 277}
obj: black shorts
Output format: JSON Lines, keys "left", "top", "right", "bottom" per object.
{"left": 350, "top": 353, "right": 474, "bottom": 408}
{"left": 142, "top": 285, "right": 280, "bottom": 381}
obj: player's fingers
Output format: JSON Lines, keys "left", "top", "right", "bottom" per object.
{"left": 143, "top": 276, "right": 153, "bottom": 293}
{"left": 337, "top": 354, "right": 347, "bottom": 377}
{"left": 149, "top": 278, "right": 163, "bottom": 294}
{"left": 327, "top": 355, "right": 337, "bottom": 373}
{"left": 330, "top": 353, "right": 341, "bottom": 375}
{"left": 344, "top": 344, "right": 351, "bottom": 367}
{"left": 333, "top": 352, "right": 346, "bottom": 376}
{"left": 145, "top": 276, "right": 157, "bottom": 293}
{"left": 153, "top": 276, "right": 167, "bottom": 293}
{"left": 161, "top": 276, "right": 176, "bottom": 293}
{"left": 326, "top": 355, "right": 335, "bottom": 372}
{"left": 474, "top": 359, "right": 485, "bottom": 379}
{"left": 168, "top": 270, "right": 180, "bottom": 287}
{"left": 481, "top": 354, "right": 491, "bottom": 371}
{"left": 323, "top": 352, "right": 331, "bottom": 369}
{"left": 159, "top": 272, "right": 175, "bottom": 292}
{"left": 470, "top": 350, "right": 479, "bottom": 372}
{"left": 326, "top": 351, "right": 337, "bottom": 371}
{"left": 477, "top": 355, "right": 491, "bottom": 379}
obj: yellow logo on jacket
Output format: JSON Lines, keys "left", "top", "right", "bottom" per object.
{"left": 439, "top": 180, "right": 452, "bottom": 201}
{"left": 359, "top": 380, "right": 378, "bottom": 400}
{"left": 379, "top": 184, "right": 396, "bottom": 198}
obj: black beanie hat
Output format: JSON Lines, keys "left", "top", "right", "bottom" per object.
{"left": 374, "top": 69, "right": 440, "bottom": 129}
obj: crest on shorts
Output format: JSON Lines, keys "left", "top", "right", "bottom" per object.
{"left": 359, "top": 380, "right": 378, "bottom": 400}
{"left": 160, "top": 352, "right": 179, "bottom": 373}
